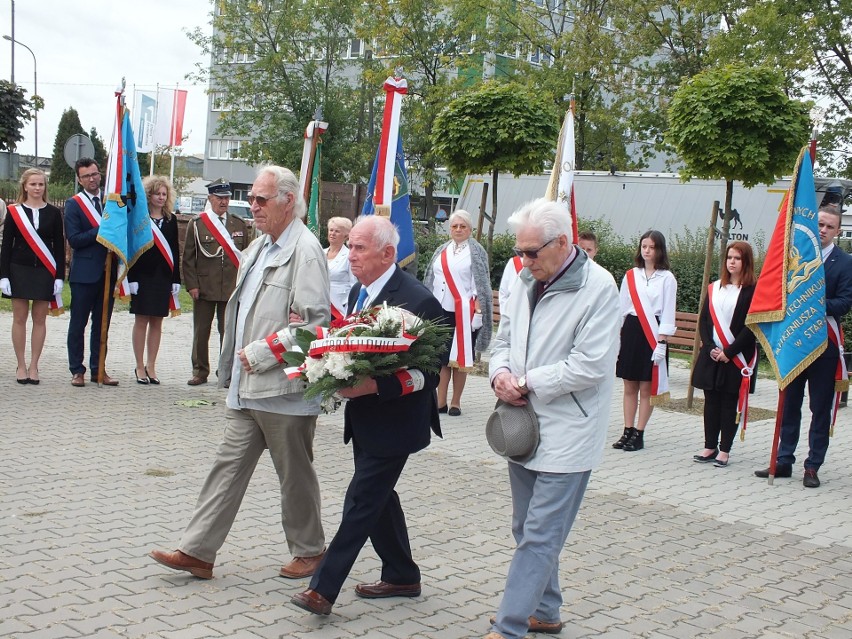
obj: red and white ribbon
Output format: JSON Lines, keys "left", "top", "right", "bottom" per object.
{"left": 441, "top": 248, "right": 475, "bottom": 369}
{"left": 308, "top": 334, "right": 417, "bottom": 358}
{"left": 150, "top": 219, "right": 180, "bottom": 316}
{"left": 299, "top": 119, "right": 329, "bottom": 198}
{"left": 71, "top": 193, "right": 102, "bottom": 228}
{"left": 374, "top": 76, "right": 407, "bottom": 210}
{"left": 512, "top": 255, "right": 523, "bottom": 274}
{"left": 707, "top": 281, "right": 758, "bottom": 438}
{"left": 827, "top": 316, "right": 847, "bottom": 435}
{"left": 6, "top": 204, "right": 63, "bottom": 313}
{"left": 626, "top": 268, "right": 667, "bottom": 401}
{"left": 199, "top": 210, "right": 242, "bottom": 268}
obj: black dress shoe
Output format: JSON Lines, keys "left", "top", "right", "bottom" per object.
{"left": 693, "top": 450, "right": 719, "bottom": 463}
{"left": 135, "top": 368, "right": 149, "bottom": 385}
{"left": 448, "top": 406, "right": 461, "bottom": 416}
{"left": 438, "top": 405, "right": 448, "bottom": 414}
{"left": 612, "top": 427, "right": 635, "bottom": 449}
{"left": 803, "top": 469, "right": 820, "bottom": 488}
{"left": 754, "top": 465, "right": 792, "bottom": 478}
{"left": 146, "top": 367, "right": 160, "bottom": 385}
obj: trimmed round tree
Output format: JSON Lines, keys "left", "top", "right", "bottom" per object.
{"left": 432, "top": 81, "right": 559, "bottom": 252}
{"left": 666, "top": 63, "right": 811, "bottom": 267}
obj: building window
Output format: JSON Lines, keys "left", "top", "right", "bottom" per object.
{"left": 208, "top": 139, "right": 245, "bottom": 160}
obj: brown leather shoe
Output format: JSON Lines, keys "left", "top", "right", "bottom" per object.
{"left": 354, "top": 580, "right": 421, "bottom": 598}
{"left": 291, "top": 589, "right": 332, "bottom": 615}
{"left": 187, "top": 376, "right": 207, "bottom": 386}
{"left": 149, "top": 549, "right": 213, "bottom": 579}
{"left": 92, "top": 373, "right": 119, "bottom": 386}
{"left": 279, "top": 551, "right": 325, "bottom": 579}
{"left": 489, "top": 615, "right": 563, "bottom": 634}
{"left": 71, "top": 373, "right": 85, "bottom": 387}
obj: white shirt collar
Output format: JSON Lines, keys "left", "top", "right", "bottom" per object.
{"left": 363, "top": 264, "right": 397, "bottom": 307}
{"left": 822, "top": 243, "right": 836, "bottom": 261}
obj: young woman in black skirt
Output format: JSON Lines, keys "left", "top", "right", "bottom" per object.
{"left": 128, "top": 176, "right": 180, "bottom": 385}
{"left": 612, "top": 230, "right": 677, "bottom": 451}
{"left": 0, "top": 169, "right": 65, "bottom": 384}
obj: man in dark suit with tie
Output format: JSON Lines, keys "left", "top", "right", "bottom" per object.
{"left": 291, "top": 215, "right": 446, "bottom": 616}
{"left": 64, "top": 158, "right": 119, "bottom": 387}
{"left": 755, "top": 204, "right": 852, "bottom": 487}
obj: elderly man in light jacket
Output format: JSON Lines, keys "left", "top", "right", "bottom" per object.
{"left": 149, "top": 166, "right": 330, "bottom": 582}
{"left": 485, "top": 198, "right": 620, "bottom": 639}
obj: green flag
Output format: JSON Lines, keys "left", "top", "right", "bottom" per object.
{"left": 307, "top": 141, "right": 322, "bottom": 235}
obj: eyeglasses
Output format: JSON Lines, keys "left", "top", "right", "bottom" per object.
{"left": 512, "top": 237, "right": 555, "bottom": 259}
{"left": 247, "top": 194, "right": 279, "bottom": 207}
{"left": 79, "top": 171, "right": 101, "bottom": 180}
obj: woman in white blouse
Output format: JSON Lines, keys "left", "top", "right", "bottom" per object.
{"left": 325, "top": 217, "right": 357, "bottom": 320}
{"left": 612, "top": 230, "right": 677, "bottom": 452}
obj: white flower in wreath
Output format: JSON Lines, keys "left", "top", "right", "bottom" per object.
{"left": 304, "top": 356, "right": 327, "bottom": 383}
{"left": 376, "top": 304, "right": 422, "bottom": 334}
{"left": 325, "top": 352, "right": 354, "bottom": 380}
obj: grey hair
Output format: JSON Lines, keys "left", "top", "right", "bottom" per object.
{"left": 449, "top": 209, "right": 473, "bottom": 228}
{"left": 354, "top": 215, "right": 399, "bottom": 257}
{"left": 327, "top": 216, "right": 353, "bottom": 234}
{"left": 507, "top": 198, "right": 572, "bottom": 241}
{"left": 257, "top": 165, "right": 306, "bottom": 220}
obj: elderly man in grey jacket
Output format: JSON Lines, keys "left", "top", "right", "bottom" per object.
{"left": 485, "top": 198, "right": 621, "bottom": 639}
{"left": 149, "top": 166, "right": 330, "bottom": 581}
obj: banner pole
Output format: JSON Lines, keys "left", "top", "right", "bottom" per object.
{"left": 767, "top": 389, "right": 786, "bottom": 485}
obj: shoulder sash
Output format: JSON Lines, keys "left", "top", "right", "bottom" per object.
{"left": 441, "top": 246, "right": 475, "bottom": 370}
{"left": 626, "top": 268, "right": 668, "bottom": 403}
{"left": 7, "top": 204, "right": 63, "bottom": 314}
{"left": 199, "top": 211, "right": 242, "bottom": 269}
{"left": 71, "top": 193, "right": 102, "bottom": 228}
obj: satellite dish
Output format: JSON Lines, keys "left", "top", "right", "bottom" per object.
{"left": 63, "top": 134, "right": 96, "bottom": 170}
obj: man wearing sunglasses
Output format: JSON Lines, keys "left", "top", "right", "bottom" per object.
{"left": 485, "top": 198, "right": 620, "bottom": 639}
{"left": 150, "top": 166, "right": 330, "bottom": 581}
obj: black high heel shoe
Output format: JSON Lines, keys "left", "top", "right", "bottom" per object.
{"left": 16, "top": 367, "right": 28, "bottom": 384}
{"left": 135, "top": 368, "right": 149, "bottom": 385}
{"left": 146, "top": 367, "right": 160, "bottom": 385}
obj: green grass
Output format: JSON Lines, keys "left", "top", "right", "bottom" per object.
{"left": 0, "top": 288, "right": 196, "bottom": 313}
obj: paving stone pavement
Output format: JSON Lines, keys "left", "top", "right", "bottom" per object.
{"left": 2, "top": 310, "right": 852, "bottom": 638}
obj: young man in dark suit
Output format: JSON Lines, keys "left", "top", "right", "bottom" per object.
{"left": 64, "top": 158, "right": 119, "bottom": 387}
{"left": 755, "top": 204, "right": 852, "bottom": 487}
{"left": 292, "top": 215, "right": 446, "bottom": 616}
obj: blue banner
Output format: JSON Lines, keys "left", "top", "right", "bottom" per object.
{"left": 361, "top": 135, "right": 416, "bottom": 268}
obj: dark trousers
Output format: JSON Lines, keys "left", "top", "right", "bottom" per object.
{"left": 191, "top": 298, "right": 227, "bottom": 378}
{"left": 67, "top": 278, "right": 115, "bottom": 375}
{"left": 777, "top": 356, "right": 837, "bottom": 471}
{"left": 703, "top": 389, "right": 739, "bottom": 453}
{"left": 310, "top": 442, "right": 418, "bottom": 603}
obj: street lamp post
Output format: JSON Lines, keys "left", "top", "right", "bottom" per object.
{"left": 3, "top": 34, "right": 37, "bottom": 163}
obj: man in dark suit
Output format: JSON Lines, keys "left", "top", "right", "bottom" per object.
{"left": 291, "top": 215, "right": 445, "bottom": 616}
{"left": 756, "top": 204, "right": 852, "bottom": 487}
{"left": 64, "top": 158, "right": 119, "bottom": 387}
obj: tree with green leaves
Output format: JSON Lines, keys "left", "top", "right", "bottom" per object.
{"left": 666, "top": 63, "right": 811, "bottom": 267}
{"left": 89, "top": 127, "right": 107, "bottom": 171}
{"left": 0, "top": 80, "right": 33, "bottom": 152}
{"left": 186, "top": 0, "right": 372, "bottom": 181}
{"left": 704, "top": 0, "right": 852, "bottom": 177}
{"left": 432, "top": 81, "right": 559, "bottom": 253}
{"left": 48, "top": 107, "right": 86, "bottom": 186}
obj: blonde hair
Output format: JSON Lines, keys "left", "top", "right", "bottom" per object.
{"left": 327, "top": 216, "right": 353, "bottom": 234}
{"left": 143, "top": 175, "right": 175, "bottom": 218}
{"left": 17, "top": 168, "right": 48, "bottom": 205}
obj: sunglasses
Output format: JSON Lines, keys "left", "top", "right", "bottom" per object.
{"left": 512, "top": 237, "right": 555, "bottom": 259}
{"left": 247, "top": 193, "right": 279, "bottom": 207}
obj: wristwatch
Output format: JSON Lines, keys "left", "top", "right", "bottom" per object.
{"left": 518, "top": 375, "right": 528, "bottom": 393}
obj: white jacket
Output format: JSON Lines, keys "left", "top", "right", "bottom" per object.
{"left": 489, "top": 249, "right": 621, "bottom": 473}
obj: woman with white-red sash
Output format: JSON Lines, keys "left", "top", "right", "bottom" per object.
{"left": 0, "top": 168, "right": 65, "bottom": 385}
{"left": 128, "top": 176, "right": 181, "bottom": 385}
{"left": 613, "top": 230, "right": 677, "bottom": 451}
{"left": 691, "top": 241, "right": 757, "bottom": 467}
{"left": 423, "top": 209, "right": 492, "bottom": 416}
{"left": 325, "top": 216, "right": 357, "bottom": 321}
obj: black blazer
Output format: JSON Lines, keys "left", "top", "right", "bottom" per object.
{"left": 343, "top": 266, "right": 446, "bottom": 457}
{"left": 692, "top": 283, "right": 757, "bottom": 395}
{"left": 0, "top": 204, "right": 66, "bottom": 280}
{"left": 128, "top": 215, "right": 181, "bottom": 286}
{"left": 822, "top": 247, "right": 852, "bottom": 360}
{"left": 64, "top": 192, "right": 113, "bottom": 284}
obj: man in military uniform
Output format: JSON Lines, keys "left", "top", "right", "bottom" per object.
{"left": 183, "top": 178, "right": 250, "bottom": 385}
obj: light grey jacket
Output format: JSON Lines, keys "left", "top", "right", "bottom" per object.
{"left": 489, "top": 249, "right": 621, "bottom": 473}
{"left": 218, "top": 218, "right": 330, "bottom": 398}
{"left": 423, "top": 237, "right": 493, "bottom": 353}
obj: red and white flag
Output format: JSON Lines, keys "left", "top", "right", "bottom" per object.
{"left": 545, "top": 98, "right": 579, "bottom": 243}
{"left": 133, "top": 88, "right": 188, "bottom": 151}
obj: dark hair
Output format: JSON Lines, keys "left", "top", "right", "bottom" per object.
{"left": 74, "top": 157, "right": 98, "bottom": 176}
{"left": 633, "top": 230, "right": 670, "bottom": 270}
{"left": 578, "top": 231, "right": 597, "bottom": 246}
{"left": 721, "top": 241, "right": 756, "bottom": 287}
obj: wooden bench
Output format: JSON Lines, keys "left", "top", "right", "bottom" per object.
{"left": 492, "top": 289, "right": 502, "bottom": 325}
{"left": 670, "top": 311, "right": 699, "bottom": 355}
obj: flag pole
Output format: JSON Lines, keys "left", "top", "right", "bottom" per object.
{"left": 96, "top": 79, "right": 126, "bottom": 387}
{"left": 766, "top": 390, "right": 786, "bottom": 485}
{"left": 150, "top": 83, "right": 159, "bottom": 176}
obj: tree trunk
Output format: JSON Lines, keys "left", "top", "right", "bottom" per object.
{"left": 487, "top": 168, "right": 498, "bottom": 260}
{"left": 719, "top": 179, "right": 734, "bottom": 273}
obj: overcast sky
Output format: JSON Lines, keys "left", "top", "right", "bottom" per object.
{"left": 1, "top": 0, "right": 213, "bottom": 159}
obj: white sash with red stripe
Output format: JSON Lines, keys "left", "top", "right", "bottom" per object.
{"left": 71, "top": 193, "right": 102, "bottom": 228}
{"left": 199, "top": 211, "right": 242, "bottom": 269}
{"left": 150, "top": 218, "right": 181, "bottom": 316}
{"left": 626, "top": 268, "right": 668, "bottom": 403}
{"left": 827, "top": 316, "right": 847, "bottom": 434}
{"left": 706, "top": 281, "right": 758, "bottom": 438}
{"left": 440, "top": 247, "right": 475, "bottom": 370}
{"left": 7, "top": 204, "right": 63, "bottom": 314}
